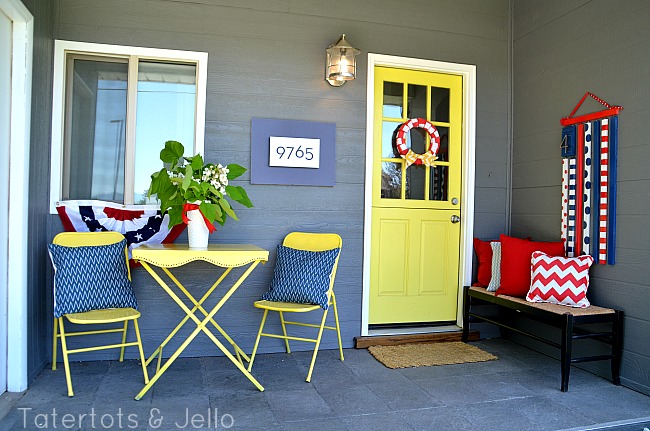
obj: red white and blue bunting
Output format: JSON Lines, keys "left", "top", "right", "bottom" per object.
{"left": 56, "top": 200, "right": 185, "bottom": 262}
{"left": 560, "top": 92, "right": 621, "bottom": 264}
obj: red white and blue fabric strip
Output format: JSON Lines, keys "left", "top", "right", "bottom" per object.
{"left": 582, "top": 121, "right": 593, "bottom": 255}
{"left": 574, "top": 124, "right": 585, "bottom": 256}
{"left": 561, "top": 158, "right": 569, "bottom": 245}
{"left": 560, "top": 93, "right": 620, "bottom": 265}
{"left": 567, "top": 157, "right": 577, "bottom": 257}
{"left": 591, "top": 121, "right": 601, "bottom": 261}
{"left": 607, "top": 116, "right": 618, "bottom": 265}
{"left": 56, "top": 200, "right": 185, "bottom": 262}
{"left": 599, "top": 119, "right": 609, "bottom": 264}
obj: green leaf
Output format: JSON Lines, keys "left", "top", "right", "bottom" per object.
{"left": 167, "top": 206, "right": 184, "bottom": 228}
{"left": 213, "top": 204, "right": 223, "bottom": 224}
{"left": 233, "top": 186, "right": 253, "bottom": 208}
{"left": 226, "top": 163, "right": 246, "bottom": 180}
{"left": 182, "top": 166, "right": 193, "bottom": 190}
{"left": 225, "top": 185, "right": 242, "bottom": 200}
{"left": 218, "top": 198, "right": 238, "bottom": 221}
{"left": 160, "top": 141, "right": 185, "bottom": 166}
{"left": 157, "top": 183, "right": 177, "bottom": 204}
{"left": 148, "top": 168, "right": 168, "bottom": 197}
{"left": 199, "top": 202, "right": 218, "bottom": 224}
{"left": 208, "top": 184, "right": 223, "bottom": 199}
{"left": 224, "top": 185, "right": 253, "bottom": 208}
{"left": 191, "top": 154, "right": 204, "bottom": 171}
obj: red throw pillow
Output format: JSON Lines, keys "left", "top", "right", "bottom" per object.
{"left": 473, "top": 238, "right": 494, "bottom": 287}
{"left": 497, "top": 234, "right": 565, "bottom": 297}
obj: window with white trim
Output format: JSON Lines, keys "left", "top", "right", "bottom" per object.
{"left": 50, "top": 40, "right": 208, "bottom": 213}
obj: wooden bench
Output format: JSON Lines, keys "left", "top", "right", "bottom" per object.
{"left": 462, "top": 285, "right": 623, "bottom": 392}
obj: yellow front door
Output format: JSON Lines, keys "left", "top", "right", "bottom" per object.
{"left": 369, "top": 67, "right": 463, "bottom": 325}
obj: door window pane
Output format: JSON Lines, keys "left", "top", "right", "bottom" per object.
{"left": 383, "top": 81, "right": 403, "bottom": 118}
{"left": 435, "top": 126, "right": 450, "bottom": 162}
{"left": 381, "top": 162, "right": 402, "bottom": 199}
{"left": 430, "top": 87, "right": 450, "bottom": 123}
{"left": 405, "top": 164, "right": 426, "bottom": 201}
{"left": 382, "top": 121, "right": 400, "bottom": 158}
{"left": 65, "top": 58, "right": 128, "bottom": 202}
{"left": 430, "top": 165, "right": 448, "bottom": 201}
{"left": 406, "top": 84, "right": 427, "bottom": 118}
{"left": 134, "top": 62, "right": 197, "bottom": 204}
{"left": 408, "top": 127, "right": 427, "bottom": 154}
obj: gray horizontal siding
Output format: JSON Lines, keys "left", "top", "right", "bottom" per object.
{"left": 34, "top": 0, "right": 511, "bottom": 380}
{"left": 513, "top": 0, "right": 650, "bottom": 395}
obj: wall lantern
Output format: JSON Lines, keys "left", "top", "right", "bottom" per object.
{"left": 325, "top": 34, "right": 360, "bottom": 87}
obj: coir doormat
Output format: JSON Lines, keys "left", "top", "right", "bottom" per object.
{"left": 367, "top": 341, "right": 497, "bottom": 369}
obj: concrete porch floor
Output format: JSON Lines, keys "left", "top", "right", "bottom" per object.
{"left": 1, "top": 338, "right": 649, "bottom": 431}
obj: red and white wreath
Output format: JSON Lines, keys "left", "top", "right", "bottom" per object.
{"left": 395, "top": 118, "right": 440, "bottom": 167}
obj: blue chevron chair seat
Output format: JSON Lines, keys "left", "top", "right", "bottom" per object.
{"left": 248, "top": 232, "right": 343, "bottom": 382}
{"left": 49, "top": 232, "right": 149, "bottom": 397}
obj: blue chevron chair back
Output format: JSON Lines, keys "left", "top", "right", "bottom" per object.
{"left": 50, "top": 231, "right": 149, "bottom": 397}
{"left": 248, "top": 232, "right": 344, "bottom": 382}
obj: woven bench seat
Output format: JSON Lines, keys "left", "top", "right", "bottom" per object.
{"left": 462, "top": 286, "right": 623, "bottom": 391}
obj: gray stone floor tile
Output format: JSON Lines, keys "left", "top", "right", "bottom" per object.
{"left": 544, "top": 385, "right": 650, "bottom": 424}
{"left": 147, "top": 395, "right": 213, "bottom": 430}
{"left": 246, "top": 353, "right": 314, "bottom": 391}
{"left": 414, "top": 375, "right": 493, "bottom": 406}
{"left": 397, "top": 407, "right": 475, "bottom": 431}
{"left": 265, "top": 388, "right": 334, "bottom": 422}
{"left": 365, "top": 378, "right": 444, "bottom": 411}
{"left": 149, "top": 367, "right": 206, "bottom": 399}
{"left": 209, "top": 392, "right": 278, "bottom": 428}
{"left": 1, "top": 339, "right": 649, "bottom": 431}
{"left": 456, "top": 398, "right": 543, "bottom": 431}
{"left": 339, "top": 411, "right": 415, "bottom": 431}
{"left": 458, "top": 371, "right": 538, "bottom": 400}
{"left": 317, "top": 385, "right": 390, "bottom": 416}
{"left": 279, "top": 417, "right": 349, "bottom": 431}
{"left": 345, "top": 351, "right": 415, "bottom": 384}
{"left": 512, "top": 395, "right": 597, "bottom": 430}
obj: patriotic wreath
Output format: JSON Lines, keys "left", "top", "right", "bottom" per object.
{"left": 395, "top": 118, "right": 440, "bottom": 167}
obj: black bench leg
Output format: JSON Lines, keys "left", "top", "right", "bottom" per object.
{"left": 611, "top": 310, "right": 624, "bottom": 386}
{"left": 560, "top": 313, "right": 574, "bottom": 392}
{"left": 462, "top": 286, "right": 470, "bottom": 342}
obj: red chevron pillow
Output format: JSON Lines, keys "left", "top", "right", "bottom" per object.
{"left": 526, "top": 251, "right": 594, "bottom": 308}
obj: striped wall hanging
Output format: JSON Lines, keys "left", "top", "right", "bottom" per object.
{"left": 560, "top": 92, "right": 622, "bottom": 264}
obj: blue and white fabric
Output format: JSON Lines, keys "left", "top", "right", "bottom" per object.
{"left": 48, "top": 239, "right": 138, "bottom": 318}
{"left": 261, "top": 245, "right": 341, "bottom": 310}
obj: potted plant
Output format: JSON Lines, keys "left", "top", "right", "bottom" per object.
{"left": 147, "top": 140, "right": 253, "bottom": 247}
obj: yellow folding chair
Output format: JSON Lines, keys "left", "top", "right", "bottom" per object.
{"left": 248, "top": 232, "right": 344, "bottom": 382}
{"left": 50, "top": 231, "right": 149, "bottom": 397}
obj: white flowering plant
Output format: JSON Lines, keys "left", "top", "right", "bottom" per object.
{"left": 148, "top": 140, "right": 253, "bottom": 228}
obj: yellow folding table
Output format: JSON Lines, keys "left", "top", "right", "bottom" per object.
{"left": 132, "top": 243, "right": 269, "bottom": 400}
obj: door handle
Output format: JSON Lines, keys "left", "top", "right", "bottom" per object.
{"left": 451, "top": 215, "right": 460, "bottom": 223}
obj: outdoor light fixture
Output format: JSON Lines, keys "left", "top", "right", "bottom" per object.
{"left": 325, "top": 34, "right": 360, "bottom": 87}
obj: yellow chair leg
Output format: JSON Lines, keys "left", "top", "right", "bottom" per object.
{"left": 331, "top": 294, "right": 344, "bottom": 361}
{"left": 52, "top": 318, "right": 58, "bottom": 371}
{"left": 119, "top": 321, "right": 128, "bottom": 362}
{"left": 248, "top": 309, "right": 268, "bottom": 372}
{"left": 58, "top": 318, "right": 74, "bottom": 397}
{"left": 133, "top": 319, "right": 149, "bottom": 384}
{"left": 279, "top": 311, "right": 291, "bottom": 354}
{"left": 306, "top": 310, "right": 329, "bottom": 383}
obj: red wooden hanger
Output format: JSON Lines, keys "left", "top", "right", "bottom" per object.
{"left": 560, "top": 92, "right": 623, "bottom": 126}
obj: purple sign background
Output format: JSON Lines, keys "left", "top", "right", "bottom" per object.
{"left": 250, "top": 118, "right": 336, "bottom": 186}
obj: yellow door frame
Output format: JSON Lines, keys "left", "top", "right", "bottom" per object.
{"left": 361, "top": 54, "right": 476, "bottom": 336}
